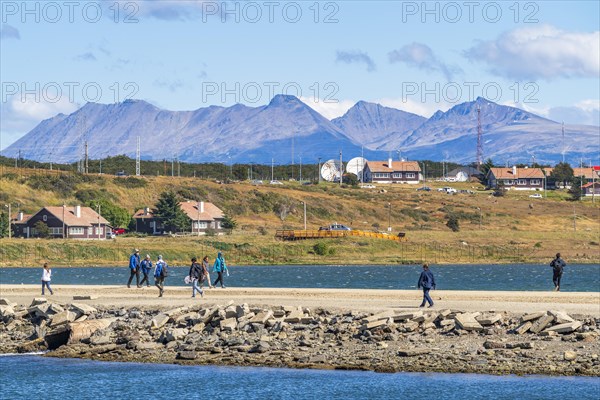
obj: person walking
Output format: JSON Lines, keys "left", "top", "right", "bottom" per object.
{"left": 188, "top": 257, "right": 204, "bottom": 298}
{"left": 212, "top": 251, "right": 229, "bottom": 288}
{"left": 41, "top": 263, "right": 54, "bottom": 295}
{"left": 201, "top": 256, "right": 214, "bottom": 289}
{"left": 550, "top": 253, "right": 566, "bottom": 291}
{"left": 154, "top": 255, "right": 168, "bottom": 297}
{"left": 417, "top": 263, "right": 436, "bottom": 308}
{"left": 140, "top": 254, "right": 153, "bottom": 287}
{"left": 127, "top": 248, "right": 141, "bottom": 288}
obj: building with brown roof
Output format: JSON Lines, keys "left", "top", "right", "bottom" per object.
{"left": 13, "top": 205, "right": 111, "bottom": 239}
{"left": 363, "top": 159, "right": 422, "bottom": 184}
{"left": 133, "top": 201, "right": 225, "bottom": 235}
{"left": 487, "top": 166, "right": 546, "bottom": 190}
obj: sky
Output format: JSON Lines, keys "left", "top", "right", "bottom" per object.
{"left": 1, "top": 0, "right": 599, "bottom": 150}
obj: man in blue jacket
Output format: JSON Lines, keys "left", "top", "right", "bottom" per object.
{"left": 550, "top": 253, "right": 566, "bottom": 291}
{"left": 417, "top": 263, "right": 436, "bottom": 308}
{"left": 127, "top": 248, "right": 141, "bottom": 288}
{"left": 139, "top": 254, "right": 153, "bottom": 287}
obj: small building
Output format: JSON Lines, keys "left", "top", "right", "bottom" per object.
{"left": 487, "top": 166, "right": 545, "bottom": 190}
{"left": 133, "top": 201, "right": 225, "bottom": 235}
{"left": 363, "top": 159, "right": 421, "bottom": 184}
{"left": 582, "top": 182, "right": 600, "bottom": 197}
{"left": 13, "top": 205, "right": 111, "bottom": 239}
{"left": 446, "top": 166, "right": 483, "bottom": 182}
{"left": 543, "top": 166, "right": 600, "bottom": 188}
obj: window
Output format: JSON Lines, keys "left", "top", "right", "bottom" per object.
{"left": 392, "top": 173, "right": 402, "bottom": 178}
{"left": 96, "top": 227, "right": 104, "bottom": 235}
{"left": 373, "top": 173, "right": 389, "bottom": 178}
{"left": 517, "top": 179, "right": 527, "bottom": 185}
{"left": 88, "top": 227, "right": 93, "bottom": 235}
{"left": 504, "top": 180, "right": 514, "bottom": 185}
{"left": 193, "top": 221, "right": 208, "bottom": 229}
{"left": 69, "top": 227, "right": 84, "bottom": 235}
{"left": 50, "top": 227, "right": 62, "bottom": 235}
{"left": 530, "top": 179, "right": 541, "bottom": 185}
{"left": 42, "top": 215, "right": 47, "bottom": 222}
{"left": 406, "top": 173, "right": 415, "bottom": 178}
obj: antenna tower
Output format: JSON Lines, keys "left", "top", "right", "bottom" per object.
{"left": 476, "top": 106, "right": 483, "bottom": 167}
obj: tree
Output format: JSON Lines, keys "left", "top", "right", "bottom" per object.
{"left": 549, "top": 162, "right": 574, "bottom": 188}
{"left": 34, "top": 221, "right": 51, "bottom": 238}
{"left": 569, "top": 176, "right": 585, "bottom": 201}
{"left": 221, "top": 214, "right": 237, "bottom": 230}
{"left": 0, "top": 211, "right": 9, "bottom": 238}
{"left": 154, "top": 191, "right": 190, "bottom": 233}
{"left": 479, "top": 158, "right": 495, "bottom": 179}
{"left": 446, "top": 214, "right": 460, "bottom": 232}
{"left": 86, "top": 199, "right": 130, "bottom": 228}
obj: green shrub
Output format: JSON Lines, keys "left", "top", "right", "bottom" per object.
{"left": 446, "top": 214, "right": 460, "bottom": 232}
{"left": 313, "top": 242, "right": 329, "bottom": 256}
{"left": 113, "top": 176, "right": 147, "bottom": 188}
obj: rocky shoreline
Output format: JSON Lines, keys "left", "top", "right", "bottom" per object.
{"left": 1, "top": 297, "right": 598, "bottom": 376}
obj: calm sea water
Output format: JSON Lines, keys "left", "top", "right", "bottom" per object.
{"left": 0, "top": 355, "right": 598, "bottom": 400}
{"left": 1, "top": 264, "right": 599, "bottom": 292}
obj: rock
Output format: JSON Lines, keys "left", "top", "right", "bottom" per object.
{"left": 137, "top": 342, "right": 163, "bottom": 351}
{"left": 177, "top": 351, "right": 198, "bottom": 360}
{"left": 402, "top": 321, "right": 419, "bottom": 332}
{"left": 439, "top": 319, "right": 455, "bottom": 327}
{"left": 30, "top": 298, "right": 48, "bottom": 307}
{"left": 49, "top": 311, "right": 77, "bottom": 327}
{"left": 0, "top": 305, "right": 15, "bottom": 320}
{"left": 362, "top": 310, "right": 395, "bottom": 324}
{"left": 249, "top": 310, "right": 274, "bottom": 325}
{"left": 483, "top": 340, "right": 505, "bottom": 349}
{"left": 191, "top": 322, "right": 205, "bottom": 332}
{"left": 530, "top": 315, "right": 555, "bottom": 334}
{"left": 90, "top": 334, "right": 112, "bottom": 345}
{"left": 72, "top": 295, "right": 98, "bottom": 300}
{"left": 393, "top": 311, "right": 423, "bottom": 322}
{"left": 220, "top": 318, "right": 238, "bottom": 332}
{"left": 377, "top": 342, "right": 389, "bottom": 349}
{"left": 249, "top": 342, "right": 270, "bottom": 353}
{"left": 164, "top": 306, "right": 188, "bottom": 317}
{"left": 397, "top": 349, "right": 430, "bottom": 357}
{"left": 151, "top": 313, "right": 170, "bottom": 329}
{"left": 48, "top": 303, "right": 64, "bottom": 314}
{"left": 361, "top": 319, "right": 390, "bottom": 331}
{"left": 0, "top": 298, "right": 15, "bottom": 306}
{"left": 539, "top": 331, "right": 557, "bottom": 337}
{"left": 544, "top": 321, "right": 583, "bottom": 334}
{"left": 166, "top": 328, "right": 188, "bottom": 342}
{"left": 70, "top": 303, "right": 97, "bottom": 315}
{"left": 514, "top": 321, "right": 532, "bottom": 335}
{"left": 414, "top": 313, "right": 437, "bottom": 324}
{"left": 225, "top": 306, "right": 237, "bottom": 319}
{"left": 549, "top": 311, "right": 575, "bottom": 324}
{"left": 455, "top": 313, "right": 484, "bottom": 331}
{"left": 236, "top": 304, "right": 250, "bottom": 318}
{"left": 521, "top": 312, "right": 545, "bottom": 322}
{"left": 564, "top": 351, "right": 577, "bottom": 361}
{"left": 284, "top": 309, "right": 304, "bottom": 323}
{"left": 476, "top": 314, "right": 502, "bottom": 326}
{"left": 309, "top": 354, "right": 328, "bottom": 363}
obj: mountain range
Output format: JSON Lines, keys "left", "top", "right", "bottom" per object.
{"left": 3, "top": 95, "right": 599, "bottom": 165}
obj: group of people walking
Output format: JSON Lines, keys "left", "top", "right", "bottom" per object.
{"left": 126, "top": 249, "right": 229, "bottom": 297}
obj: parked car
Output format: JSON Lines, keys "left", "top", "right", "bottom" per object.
{"left": 319, "top": 223, "right": 352, "bottom": 231}
{"left": 416, "top": 186, "right": 431, "bottom": 191}
{"left": 360, "top": 184, "right": 376, "bottom": 189}
{"left": 529, "top": 193, "right": 543, "bottom": 198}
{"left": 112, "top": 228, "right": 126, "bottom": 235}
{"left": 269, "top": 180, "right": 283, "bottom": 185}
{"left": 251, "top": 180, "right": 264, "bottom": 185}
{"left": 438, "top": 187, "right": 457, "bottom": 193}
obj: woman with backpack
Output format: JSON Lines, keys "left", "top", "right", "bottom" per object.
{"left": 154, "top": 255, "right": 168, "bottom": 297}
{"left": 188, "top": 257, "right": 204, "bottom": 298}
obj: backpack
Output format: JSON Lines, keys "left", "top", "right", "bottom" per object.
{"left": 160, "top": 262, "right": 169, "bottom": 278}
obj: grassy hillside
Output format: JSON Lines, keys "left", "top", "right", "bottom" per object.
{"left": 1, "top": 165, "right": 598, "bottom": 266}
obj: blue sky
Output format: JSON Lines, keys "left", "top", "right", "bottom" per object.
{"left": 1, "top": 0, "right": 599, "bottom": 150}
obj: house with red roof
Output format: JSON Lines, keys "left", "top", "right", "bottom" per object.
{"left": 486, "top": 166, "right": 545, "bottom": 190}
{"left": 363, "top": 159, "right": 422, "bottom": 184}
{"left": 133, "top": 201, "right": 224, "bottom": 235}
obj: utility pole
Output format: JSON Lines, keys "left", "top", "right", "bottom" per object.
{"left": 387, "top": 202, "right": 392, "bottom": 232}
{"left": 303, "top": 201, "right": 307, "bottom": 230}
{"left": 476, "top": 106, "right": 483, "bottom": 167}
{"left": 318, "top": 158, "right": 321, "bottom": 183}
{"left": 562, "top": 122, "right": 565, "bottom": 163}
{"left": 4, "top": 204, "right": 11, "bottom": 239}
{"left": 136, "top": 136, "right": 141, "bottom": 176}
{"left": 339, "top": 150, "right": 343, "bottom": 187}
{"left": 62, "top": 205, "right": 66, "bottom": 239}
{"left": 299, "top": 156, "right": 302, "bottom": 182}
{"left": 97, "top": 204, "right": 101, "bottom": 240}
{"left": 85, "top": 141, "right": 89, "bottom": 174}
{"left": 271, "top": 159, "right": 274, "bottom": 182}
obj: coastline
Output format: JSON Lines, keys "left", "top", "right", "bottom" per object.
{"left": 1, "top": 286, "right": 599, "bottom": 376}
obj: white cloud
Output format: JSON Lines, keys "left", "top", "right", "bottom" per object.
{"left": 465, "top": 25, "right": 600, "bottom": 80}
{"left": 335, "top": 51, "right": 376, "bottom": 72}
{"left": 1, "top": 95, "right": 78, "bottom": 150}
{"left": 388, "top": 42, "right": 461, "bottom": 81}
{"left": 505, "top": 99, "right": 600, "bottom": 126}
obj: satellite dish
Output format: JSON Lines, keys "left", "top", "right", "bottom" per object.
{"left": 346, "top": 157, "right": 367, "bottom": 180}
{"left": 320, "top": 159, "right": 344, "bottom": 182}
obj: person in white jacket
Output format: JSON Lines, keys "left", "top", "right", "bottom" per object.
{"left": 41, "top": 263, "right": 54, "bottom": 295}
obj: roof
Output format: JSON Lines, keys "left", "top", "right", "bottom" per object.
{"left": 11, "top": 213, "right": 33, "bottom": 224}
{"left": 134, "top": 201, "right": 224, "bottom": 221}
{"left": 42, "top": 206, "right": 110, "bottom": 226}
{"left": 545, "top": 167, "right": 600, "bottom": 180}
{"left": 448, "top": 167, "right": 482, "bottom": 176}
{"left": 366, "top": 161, "right": 421, "bottom": 173}
{"left": 489, "top": 167, "right": 545, "bottom": 179}
{"left": 582, "top": 182, "right": 600, "bottom": 188}
{"left": 179, "top": 201, "right": 224, "bottom": 221}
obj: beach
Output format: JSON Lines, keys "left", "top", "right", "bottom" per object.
{"left": 1, "top": 285, "right": 599, "bottom": 376}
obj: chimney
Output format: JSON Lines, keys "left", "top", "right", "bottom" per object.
{"left": 144, "top": 207, "right": 150, "bottom": 216}
{"left": 17, "top": 211, "right": 24, "bottom": 221}
{"left": 388, "top": 157, "right": 393, "bottom": 169}
{"left": 512, "top": 166, "right": 517, "bottom": 176}
{"left": 199, "top": 201, "right": 205, "bottom": 213}
{"left": 75, "top": 205, "right": 81, "bottom": 218}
